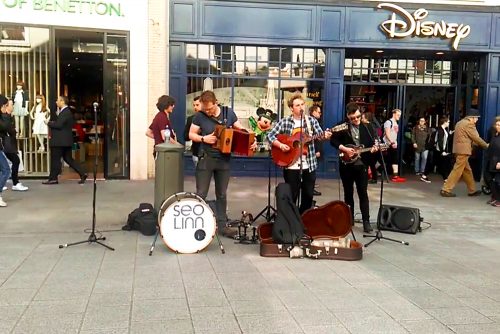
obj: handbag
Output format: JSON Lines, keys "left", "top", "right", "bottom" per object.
{"left": 17, "top": 150, "right": 24, "bottom": 172}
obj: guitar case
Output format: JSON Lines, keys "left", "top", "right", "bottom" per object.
{"left": 258, "top": 200, "right": 363, "bottom": 260}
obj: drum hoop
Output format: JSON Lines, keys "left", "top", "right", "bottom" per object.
{"left": 158, "top": 192, "right": 216, "bottom": 254}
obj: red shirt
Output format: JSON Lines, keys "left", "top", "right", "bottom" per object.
{"left": 149, "top": 111, "right": 174, "bottom": 146}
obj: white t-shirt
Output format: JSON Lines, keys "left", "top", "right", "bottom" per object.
{"left": 383, "top": 119, "right": 399, "bottom": 145}
{"left": 287, "top": 119, "right": 309, "bottom": 170}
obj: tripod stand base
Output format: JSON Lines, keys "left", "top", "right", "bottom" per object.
{"left": 363, "top": 230, "right": 409, "bottom": 247}
{"left": 59, "top": 232, "right": 115, "bottom": 251}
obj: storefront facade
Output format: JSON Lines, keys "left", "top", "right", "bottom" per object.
{"left": 0, "top": 0, "right": 149, "bottom": 180}
{"left": 169, "top": 0, "right": 500, "bottom": 178}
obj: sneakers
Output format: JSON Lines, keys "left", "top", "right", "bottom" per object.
{"left": 440, "top": 190, "right": 456, "bottom": 197}
{"left": 391, "top": 176, "right": 406, "bottom": 183}
{"left": 313, "top": 189, "right": 322, "bottom": 196}
{"left": 492, "top": 201, "right": 500, "bottom": 207}
{"left": 0, "top": 196, "right": 6, "bottom": 207}
{"left": 487, "top": 198, "right": 496, "bottom": 205}
{"left": 12, "top": 183, "right": 29, "bottom": 191}
{"left": 420, "top": 175, "right": 431, "bottom": 183}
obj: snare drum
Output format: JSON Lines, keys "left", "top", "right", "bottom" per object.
{"left": 158, "top": 192, "right": 217, "bottom": 254}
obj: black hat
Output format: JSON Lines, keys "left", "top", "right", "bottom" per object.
{"left": 466, "top": 109, "right": 480, "bottom": 117}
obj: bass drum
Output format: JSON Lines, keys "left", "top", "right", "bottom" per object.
{"left": 159, "top": 192, "right": 216, "bottom": 254}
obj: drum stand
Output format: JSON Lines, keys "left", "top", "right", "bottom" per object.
{"left": 59, "top": 102, "right": 114, "bottom": 252}
{"left": 227, "top": 211, "right": 258, "bottom": 244}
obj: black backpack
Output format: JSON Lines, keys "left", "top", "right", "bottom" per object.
{"left": 272, "top": 183, "right": 304, "bottom": 244}
{"left": 122, "top": 203, "right": 157, "bottom": 236}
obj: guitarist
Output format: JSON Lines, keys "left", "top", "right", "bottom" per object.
{"left": 267, "top": 92, "right": 332, "bottom": 213}
{"left": 330, "top": 102, "right": 379, "bottom": 233}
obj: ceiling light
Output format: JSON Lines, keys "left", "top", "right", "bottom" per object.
{"left": 436, "top": 52, "right": 444, "bottom": 55}
{"left": 376, "top": 50, "right": 384, "bottom": 53}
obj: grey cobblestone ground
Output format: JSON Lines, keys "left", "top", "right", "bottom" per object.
{"left": 0, "top": 175, "right": 499, "bottom": 333}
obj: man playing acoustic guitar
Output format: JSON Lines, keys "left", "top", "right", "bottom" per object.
{"left": 267, "top": 92, "right": 332, "bottom": 213}
{"left": 330, "top": 102, "right": 380, "bottom": 233}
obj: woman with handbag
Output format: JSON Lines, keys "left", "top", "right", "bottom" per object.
{"left": 0, "top": 97, "right": 28, "bottom": 192}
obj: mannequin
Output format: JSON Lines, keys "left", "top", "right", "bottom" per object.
{"left": 12, "top": 81, "right": 29, "bottom": 138}
{"left": 30, "top": 94, "right": 50, "bottom": 152}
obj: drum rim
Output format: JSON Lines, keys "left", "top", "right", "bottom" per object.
{"left": 158, "top": 192, "right": 217, "bottom": 254}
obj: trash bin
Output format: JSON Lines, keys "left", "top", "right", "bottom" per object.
{"left": 154, "top": 142, "right": 184, "bottom": 211}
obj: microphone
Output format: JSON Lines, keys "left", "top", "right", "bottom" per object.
{"left": 93, "top": 102, "right": 99, "bottom": 110}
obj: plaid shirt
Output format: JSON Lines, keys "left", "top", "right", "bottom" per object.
{"left": 267, "top": 115, "right": 324, "bottom": 172}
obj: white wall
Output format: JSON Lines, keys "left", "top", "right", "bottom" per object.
{"left": 0, "top": 0, "right": 150, "bottom": 180}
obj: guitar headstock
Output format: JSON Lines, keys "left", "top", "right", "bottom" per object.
{"left": 330, "top": 123, "right": 349, "bottom": 133}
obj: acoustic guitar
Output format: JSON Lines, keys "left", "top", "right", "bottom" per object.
{"left": 272, "top": 123, "right": 348, "bottom": 167}
{"left": 339, "top": 142, "right": 388, "bottom": 164}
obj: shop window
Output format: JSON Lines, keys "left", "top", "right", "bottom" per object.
{"left": 184, "top": 43, "right": 326, "bottom": 156}
{"left": 0, "top": 25, "right": 50, "bottom": 176}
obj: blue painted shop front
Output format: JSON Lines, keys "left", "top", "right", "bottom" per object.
{"left": 169, "top": 1, "right": 500, "bottom": 178}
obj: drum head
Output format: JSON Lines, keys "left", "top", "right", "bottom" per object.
{"left": 159, "top": 193, "right": 216, "bottom": 254}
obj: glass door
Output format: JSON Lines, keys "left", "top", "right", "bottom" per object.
{"left": 103, "top": 33, "right": 129, "bottom": 178}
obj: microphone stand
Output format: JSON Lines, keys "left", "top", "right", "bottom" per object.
{"left": 59, "top": 102, "right": 114, "bottom": 251}
{"left": 251, "top": 148, "right": 276, "bottom": 223}
{"left": 297, "top": 109, "right": 305, "bottom": 209}
{"left": 363, "top": 138, "right": 408, "bottom": 247}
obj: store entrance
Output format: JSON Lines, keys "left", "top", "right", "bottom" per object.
{"left": 55, "top": 30, "right": 129, "bottom": 179}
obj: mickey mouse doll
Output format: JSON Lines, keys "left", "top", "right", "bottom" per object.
{"left": 249, "top": 107, "right": 277, "bottom": 151}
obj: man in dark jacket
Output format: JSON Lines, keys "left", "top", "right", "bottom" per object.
{"left": 330, "top": 102, "right": 379, "bottom": 233}
{"left": 43, "top": 96, "right": 87, "bottom": 185}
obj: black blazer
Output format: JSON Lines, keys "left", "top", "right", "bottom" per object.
{"left": 48, "top": 107, "right": 75, "bottom": 147}
{"left": 330, "top": 122, "right": 377, "bottom": 165}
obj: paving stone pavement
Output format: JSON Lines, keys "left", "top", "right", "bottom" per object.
{"left": 0, "top": 175, "right": 499, "bottom": 333}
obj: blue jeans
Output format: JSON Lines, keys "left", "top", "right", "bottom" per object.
{"left": 0, "top": 151, "right": 11, "bottom": 194}
{"left": 414, "top": 150, "right": 429, "bottom": 174}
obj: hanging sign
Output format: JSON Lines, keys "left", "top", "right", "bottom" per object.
{"left": 377, "top": 3, "right": 471, "bottom": 50}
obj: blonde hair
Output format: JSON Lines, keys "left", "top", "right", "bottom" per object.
{"left": 287, "top": 92, "right": 304, "bottom": 108}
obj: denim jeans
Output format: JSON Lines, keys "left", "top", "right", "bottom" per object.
{"left": 414, "top": 150, "right": 429, "bottom": 174}
{"left": 195, "top": 154, "right": 230, "bottom": 226}
{"left": 0, "top": 151, "right": 11, "bottom": 194}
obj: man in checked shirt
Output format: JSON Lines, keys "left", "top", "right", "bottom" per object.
{"left": 267, "top": 92, "right": 331, "bottom": 213}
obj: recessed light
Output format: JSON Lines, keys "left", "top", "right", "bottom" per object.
{"left": 436, "top": 52, "right": 444, "bottom": 55}
{"left": 376, "top": 50, "right": 384, "bottom": 53}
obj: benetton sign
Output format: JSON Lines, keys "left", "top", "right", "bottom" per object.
{"left": 377, "top": 3, "right": 471, "bottom": 50}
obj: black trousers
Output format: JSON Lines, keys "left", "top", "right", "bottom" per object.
{"left": 339, "top": 163, "right": 370, "bottom": 222}
{"left": 283, "top": 168, "right": 316, "bottom": 214}
{"left": 435, "top": 152, "right": 453, "bottom": 180}
{"left": 195, "top": 155, "right": 231, "bottom": 225}
{"left": 4, "top": 152, "right": 20, "bottom": 185}
{"left": 49, "top": 146, "right": 85, "bottom": 180}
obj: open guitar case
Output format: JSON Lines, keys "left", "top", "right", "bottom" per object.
{"left": 258, "top": 200, "right": 363, "bottom": 260}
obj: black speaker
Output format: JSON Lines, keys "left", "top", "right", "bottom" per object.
{"left": 377, "top": 204, "right": 421, "bottom": 234}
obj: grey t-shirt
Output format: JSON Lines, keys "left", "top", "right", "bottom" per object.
{"left": 192, "top": 106, "right": 237, "bottom": 159}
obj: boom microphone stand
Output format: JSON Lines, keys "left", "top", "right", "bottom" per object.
{"left": 59, "top": 102, "right": 115, "bottom": 251}
{"left": 363, "top": 139, "right": 408, "bottom": 247}
{"left": 252, "top": 148, "right": 276, "bottom": 223}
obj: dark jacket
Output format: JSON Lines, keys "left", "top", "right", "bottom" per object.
{"left": 411, "top": 125, "right": 430, "bottom": 153}
{"left": 48, "top": 107, "right": 75, "bottom": 147}
{"left": 487, "top": 134, "right": 500, "bottom": 173}
{"left": 435, "top": 127, "right": 452, "bottom": 153}
{"left": 330, "top": 122, "right": 376, "bottom": 166}
{"left": 0, "top": 113, "right": 18, "bottom": 153}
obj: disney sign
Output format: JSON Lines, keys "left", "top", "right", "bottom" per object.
{"left": 377, "top": 3, "right": 471, "bottom": 50}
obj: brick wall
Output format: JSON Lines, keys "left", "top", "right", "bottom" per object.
{"left": 147, "top": 0, "right": 169, "bottom": 178}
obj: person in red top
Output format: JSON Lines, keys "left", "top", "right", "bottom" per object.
{"left": 146, "top": 95, "right": 178, "bottom": 150}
